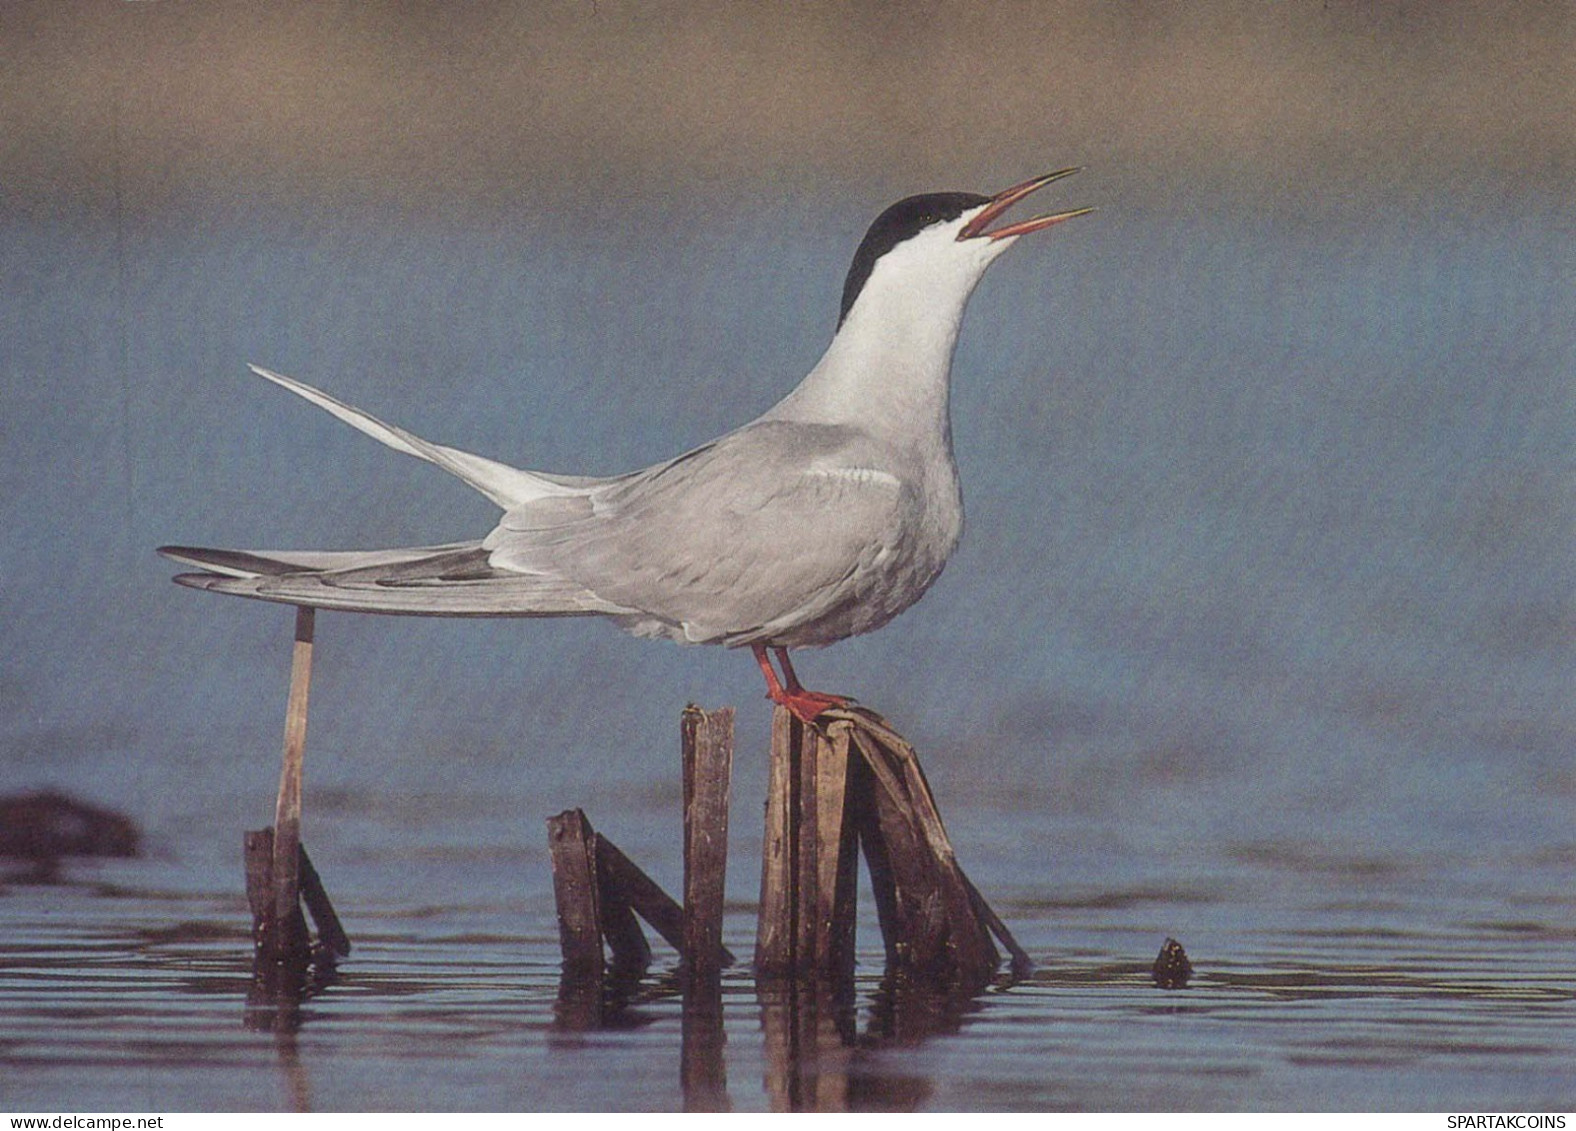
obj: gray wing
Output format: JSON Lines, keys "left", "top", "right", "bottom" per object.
{"left": 483, "top": 421, "right": 917, "bottom": 643}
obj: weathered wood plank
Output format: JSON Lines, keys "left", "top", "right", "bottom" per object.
{"left": 790, "top": 715, "right": 819, "bottom": 964}
{"left": 590, "top": 833, "right": 652, "bottom": 973}
{"left": 812, "top": 721, "right": 858, "bottom": 976}
{"left": 842, "top": 713, "right": 999, "bottom": 988}
{"left": 243, "top": 828, "right": 276, "bottom": 953}
{"left": 681, "top": 705, "right": 733, "bottom": 981}
{"left": 297, "top": 842, "right": 351, "bottom": 960}
{"left": 755, "top": 705, "right": 797, "bottom": 972}
{"left": 547, "top": 808, "right": 604, "bottom": 979}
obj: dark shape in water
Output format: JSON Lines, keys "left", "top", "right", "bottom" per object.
{"left": 0, "top": 790, "right": 140, "bottom": 860}
{"left": 243, "top": 826, "right": 350, "bottom": 1019}
{"left": 1153, "top": 936, "right": 1194, "bottom": 989}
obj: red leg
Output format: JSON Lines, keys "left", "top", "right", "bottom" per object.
{"left": 752, "top": 644, "right": 848, "bottom": 722}
{"left": 772, "top": 647, "right": 807, "bottom": 692}
{"left": 752, "top": 643, "right": 788, "bottom": 700}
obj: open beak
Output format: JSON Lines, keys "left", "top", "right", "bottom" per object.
{"left": 958, "top": 168, "right": 1094, "bottom": 241}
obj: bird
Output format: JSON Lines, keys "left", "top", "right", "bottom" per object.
{"left": 161, "top": 170, "right": 1091, "bottom": 723}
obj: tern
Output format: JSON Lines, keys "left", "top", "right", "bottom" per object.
{"left": 162, "top": 170, "right": 1091, "bottom": 722}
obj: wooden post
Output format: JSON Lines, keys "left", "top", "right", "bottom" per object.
{"left": 679, "top": 703, "right": 734, "bottom": 1110}
{"left": 681, "top": 705, "right": 733, "bottom": 981}
{"left": 271, "top": 606, "right": 315, "bottom": 959}
{"left": 244, "top": 828, "right": 282, "bottom": 957}
{"left": 757, "top": 704, "right": 1023, "bottom": 991}
{"left": 245, "top": 828, "right": 350, "bottom": 971}
{"left": 756, "top": 708, "right": 796, "bottom": 970}
{"left": 842, "top": 709, "right": 1000, "bottom": 988}
{"left": 755, "top": 709, "right": 859, "bottom": 981}
{"left": 547, "top": 808, "right": 604, "bottom": 980}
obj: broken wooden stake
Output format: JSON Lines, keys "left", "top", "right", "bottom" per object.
{"left": 844, "top": 709, "right": 1000, "bottom": 987}
{"left": 681, "top": 704, "right": 733, "bottom": 982}
{"left": 547, "top": 808, "right": 606, "bottom": 980}
{"left": 596, "top": 832, "right": 736, "bottom": 966}
{"left": 296, "top": 839, "right": 352, "bottom": 961}
{"left": 757, "top": 705, "right": 1027, "bottom": 992}
{"left": 1152, "top": 936, "right": 1193, "bottom": 989}
{"left": 755, "top": 710, "right": 859, "bottom": 982}
{"left": 548, "top": 804, "right": 735, "bottom": 981}
{"left": 244, "top": 826, "right": 350, "bottom": 978}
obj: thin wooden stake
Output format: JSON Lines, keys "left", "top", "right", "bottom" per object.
{"left": 681, "top": 705, "right": 733, "bottom": 981}
{"left": 271, "top": 606, "right": 315, "bottom": 953}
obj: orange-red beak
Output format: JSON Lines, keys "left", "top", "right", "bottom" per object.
{"left": 958, "top": 168, "right": 1093, "bottom": 241}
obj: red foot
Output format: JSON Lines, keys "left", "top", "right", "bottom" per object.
{"left": 773, "top": 686, "right": 851, "bottom": 724}
{"left": 751, "top": 644, "right": 851, "bottom": 723}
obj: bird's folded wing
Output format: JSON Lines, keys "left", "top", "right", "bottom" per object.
{"left": 485, "top": 420, "right": 914, "bottom": 641}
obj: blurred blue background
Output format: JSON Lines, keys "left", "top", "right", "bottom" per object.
{"left": 2, "top": 0, "right": 1572, "bottom": 875}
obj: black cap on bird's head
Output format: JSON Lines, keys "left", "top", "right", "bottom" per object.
{"left": 838, "top": 168, "right": 1092, "bottom": 327}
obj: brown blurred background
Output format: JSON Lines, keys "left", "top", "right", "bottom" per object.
{"left": 4, "top": 0, "right": 1572, "bottom": 222}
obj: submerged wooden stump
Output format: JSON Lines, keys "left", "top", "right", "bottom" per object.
{"left": 757, "top": 705, "right": 1031, "bottom": 990}
{"left": 244, "top": 827, "right": 350, "bottom": 989}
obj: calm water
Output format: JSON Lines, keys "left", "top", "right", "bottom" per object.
{"left": 2, "top": 192, "right": 1573, "bottom": 1110}
{"left": 2, "top": 787, "right": 1572, "bottom": 1112}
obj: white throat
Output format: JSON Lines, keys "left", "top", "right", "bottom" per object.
{"left": 764, "top": 221, "right": 1013, "bottom": 442}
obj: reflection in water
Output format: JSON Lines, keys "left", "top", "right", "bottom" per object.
{"left": 681, "top": 974, "right": 730, "bottom": 1113}
{"left": 551, "top": 963, "right": 654, "bottom": 1033}
{"left": 244, "top": 945, "right": 342, "bottom": 1113}
{"left": 544, "top": 961, "right": 980, "bottom": 1111}
{"left": 2, "top": 891, "right": 1571, "bottom": 1111}
{"left": 758, "top": 977, "right": 858, "bottom": 1112}
{"left": 756, "top": 975, "right": 983, "bottom": 1112}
